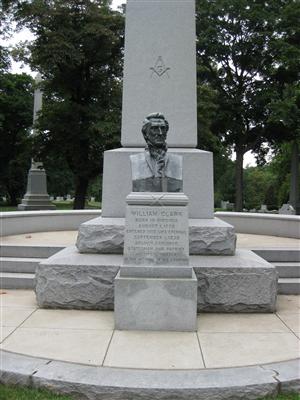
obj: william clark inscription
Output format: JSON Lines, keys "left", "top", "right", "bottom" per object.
{"left": 124, "top": 202, "right": 189, "bottom": 267}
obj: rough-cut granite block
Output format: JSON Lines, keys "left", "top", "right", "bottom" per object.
{"left": 35, "top": 246, "right": 120, "bottom": 310}
{"left": 76, "top": 216, "right": 236, "bottom": 255}
{"left": 192, "top": 250, "right": 278, "bottom": 313}
{"left": 114, "top": 270, "right": 198, "bottom": 331}
{"left": 36, "top": 248, "right": 276, "bottom": 312}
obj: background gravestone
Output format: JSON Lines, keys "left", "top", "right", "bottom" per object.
{"left": 18, "top": 73, "right": 55, "bottom": 211}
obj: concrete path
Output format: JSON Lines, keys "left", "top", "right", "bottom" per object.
{"left": 0, "top": 290, "right": 299, "bottom": 369}
{"left": 2, "top": 231, "right": 300, "bottom": 248}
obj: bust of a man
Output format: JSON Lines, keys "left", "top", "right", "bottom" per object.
{"left": 130, "top": 113, "right": 183, "bottom": 192}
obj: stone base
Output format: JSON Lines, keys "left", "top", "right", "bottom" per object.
{"left": 114, "top": 270, "right": 198, "bottom": 331}
{"left": 36, "top": 247, "right": 277, "bottom": 312}
{"left": 18, "top": 194, "right": 56, "bottom": 211}
{"left": 18, "top": 167, "right": 55, "bottom": 210}
{"left": 102, "top": 148, "right": 214, "bottom": 219}
{"left": 76, "top": 216, "right": 236, "bottom": 255}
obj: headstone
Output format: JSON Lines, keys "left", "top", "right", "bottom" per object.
{"left": 66, "top": 194, "right": 71, "bottom": 201}
{"left": 90, "top": 197, "right": 95, "bottom": 202}
{"left": 259, "top": 204, "right": 268, "bottom": 213}
{"left": 279, "top": 204, "right": 296, "bottom": 215}
{"left": 115, "top": 193, "right": 197, "bottom": 331}
{"left": 221, "top": 200, "right": 229, "bottom": 209}
{"left": 18, "top": 73, "right": 55, "bottom": 211}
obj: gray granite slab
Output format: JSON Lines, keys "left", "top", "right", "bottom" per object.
{"left": 101, "top": 148, "right": 214, "bottom": 219}
{"left": 192, "top": 249, "right": 277, "bottom": 312}
{"left": 123, "top": 193, "right": 189, "bottom": 270}
{"left": 3, "top": 351, "right": 297, "bottom": 400}
{"left": 114, "top": 270, "right": 198, "bottom": 331}
{"left": 121, "top": 0, "right": 197, "bottom": 147}
{"left": 36, "top": 248, "right": 276, "bottom": 312}
{"left": 76, "top": 216, "right": 236, "bottom": 255}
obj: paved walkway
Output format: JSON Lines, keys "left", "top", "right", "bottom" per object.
{"left": 2, "top": 231, "right": 300, "bottom": 248}
{"left": 0, "top": 290, "right": 299, "bottom": 369}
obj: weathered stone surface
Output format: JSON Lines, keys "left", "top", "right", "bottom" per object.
{"left": 1, "top": 351, "right": 283, "bottom": 400}
{"left": 35, "top": 246, "right": 120, "bottom": 310}
{"left": 189, "top": 218, "right": 236, "bottom": 255}
{"left": 0, "top": 350, "right": 50, "bottom": 386}
{"left": 193, "top": 250, "right": 277, "bottom": 313}
{"left": 36, "top": 248, "right": 276, "bottom": 312}
{"left": 76, "top": 217, "right": 124, "bottom": 254}
{"left": 76, "top": 216, "right": 236, "bottom": 255}
{"left": 114, "top": 270, "right": 198, "bottom": 331}
{"left": 263, "top": 359, "right": 300, "bottom": 393}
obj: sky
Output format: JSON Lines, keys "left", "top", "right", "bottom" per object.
{"left": 4, "top": 0, "right": 257, "bottom": 166}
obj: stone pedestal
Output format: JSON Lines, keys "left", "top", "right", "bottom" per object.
{"left": 35, "top": 247, "right": 277, "bottom": 313}
{"left": 101, "top": 148, "right": 214, "bottom": 219}
{"left": 114, "top": 271, "right": 198, "bottom": 331}
{"left": 114, "top": 192, "right": 197, "bottom": 331}
{"left": 18, "top": 165, "right": 55, "bottom": 211}
{"left": 76, "top": 216, "right": 236, "bottom": 255}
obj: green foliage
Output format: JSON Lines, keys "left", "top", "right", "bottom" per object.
{"left": 0, "top": 384, "right": 73, "bottom": 400}
{"left": 0, "top": 73, "right": 34, "bottom": 204}
{"left": 196, "top": 0, "right": 299, "bottom": 210}
{"left": 259, "top": 393, "right": 300, "bottom": 400}
{"left": 244, "top": 166, "right": 277, "bottom": 210}
{"left": 14, "top": 0, "right": 124, "bottom": 208}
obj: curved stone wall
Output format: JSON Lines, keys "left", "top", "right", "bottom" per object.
{"left": 1, "top": 210, "right": 299, "bottom": 238}
{"left": 1, "top": 210, "right": 101, "bottom": 236}
{"left": 216, "top": 212, "right": 300, "bottom": 239}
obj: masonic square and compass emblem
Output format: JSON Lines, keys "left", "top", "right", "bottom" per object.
{"left": 150, "top": 56, "right": 171, "bottom": 78}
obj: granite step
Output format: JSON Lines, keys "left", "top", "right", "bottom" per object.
{"left": 0, "top": 272, "right": 35, "bottom": 289}
{"left": 253, "top": 248, "right": 300, "bottom": 263}
{"left": 273, "top": 262, "right": 300, "bottom": 278}
{"left": 0, "top": 257, "right": 44, "bottom": 273}
{"left": 0, "top": 244, "right": 64, "bottom": 258}
{"left": 278, "top": 278, "right": 300, "bottom": 295}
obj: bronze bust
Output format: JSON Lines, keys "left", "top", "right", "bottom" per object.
{"left": 130, "top": 113, "right": 183, "bottom": 192}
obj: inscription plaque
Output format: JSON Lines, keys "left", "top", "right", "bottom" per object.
{"left": 123, "top": 193, "right": 189, "bottom": 268}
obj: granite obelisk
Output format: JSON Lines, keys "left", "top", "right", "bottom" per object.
{"left": 18, "top": 73, "right": 55, "bottom": 210}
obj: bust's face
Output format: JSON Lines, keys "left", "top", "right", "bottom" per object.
{"left": 145, "top": 118, "right": 168, "bottom": 147}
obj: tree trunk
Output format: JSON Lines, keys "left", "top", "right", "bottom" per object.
{"left": 7, "top": 190, "right": 18, "bottom": 206}
{"left": 234, "top": 148, "right": 244, "bottom": 212}
{"left": 289, "top": 140, "right": 300, "bottom": 214}
{"left": 73, "top": 176, "right": 89, "bottom": 209}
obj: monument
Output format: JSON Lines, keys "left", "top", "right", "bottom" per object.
{"left": 114, "top": 114, "right": 197, "bottom": 331}
{"left": 18, "top": 73, "right": 55, "bottom": 211}
{"left": 35, "top": 0, "right": 277, "bottom": 318}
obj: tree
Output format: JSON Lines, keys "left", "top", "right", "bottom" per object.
{"left": 15, "top": 0, "right": 124, "bottom": 208}
{"left": 0, "top": 73, "right": 34, "bottom": 204}
{"left": 196, "top": 0, "right": 286, "bottom": 211}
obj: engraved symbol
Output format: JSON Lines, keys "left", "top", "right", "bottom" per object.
{"left": 150, "top": 56, "right": 170, "bottom": 78}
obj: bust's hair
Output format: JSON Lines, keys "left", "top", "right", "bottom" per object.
{"left": 142, "top": 113, "right": 169, "bottom": 136}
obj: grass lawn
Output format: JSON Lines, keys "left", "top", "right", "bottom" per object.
{"left": 0, "top": 385, "right": 299, "bottom": 400}
{"left": 0, "top": 201, "right": 101, "bottom": 212}
{"left": 0, "top": 385, "right": 73, "bottom": 400}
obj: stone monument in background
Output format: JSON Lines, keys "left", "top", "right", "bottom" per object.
{"left": 35, "top": 0, "right": 277, "bottom": 318}
{"left": 18, "top": 73, "right": 55, "bottom": 211}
